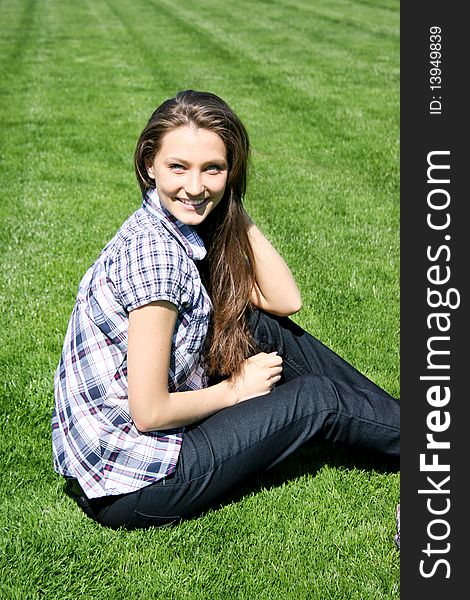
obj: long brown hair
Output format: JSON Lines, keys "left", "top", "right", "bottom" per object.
{"left": 134, "top": 90, "right": 257, "bottom": 376}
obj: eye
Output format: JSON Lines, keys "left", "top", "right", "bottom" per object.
{"left": 206, "top": 164, "right": 224, "bottom": 174}
{"left": 168, "top": 163, "right": 185, "bottom": 172}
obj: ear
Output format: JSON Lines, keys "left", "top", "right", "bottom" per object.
{"left": 146, "top": 161, "right": 155, "bottom": 180}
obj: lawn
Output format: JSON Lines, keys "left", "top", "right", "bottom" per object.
{"left": 0, "top": 0, "right": 400, "bottom": 598}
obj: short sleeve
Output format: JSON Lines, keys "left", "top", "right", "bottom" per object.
{"left": 111, "top": 231, "right": 192, "bottom": 312}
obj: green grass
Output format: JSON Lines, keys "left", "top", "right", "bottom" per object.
{"left": 0, "top": 0, "right": 399, "bottom": 598}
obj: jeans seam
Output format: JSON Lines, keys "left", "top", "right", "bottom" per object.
{"left": 255, "top": 334, "right": 306, "bottom": 376}
{"left": 155, "top": 425, "right": 216, "bottom": 487}
{"left": 283, "top": 353, "right": 307, "bottom": 376}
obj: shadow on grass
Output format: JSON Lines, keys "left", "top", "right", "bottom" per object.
{"left": 211, "top": 440, "right": 399, "bottom": 513}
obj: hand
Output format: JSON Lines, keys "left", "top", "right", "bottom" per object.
{"left": 229, "top": 352, "right": 283, "bottom": 403}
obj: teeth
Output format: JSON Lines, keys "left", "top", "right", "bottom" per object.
{"left": 178, "top": 198, "right": 206, "bottom": 206}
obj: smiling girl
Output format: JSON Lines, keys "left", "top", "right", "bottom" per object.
{"left": 52, "top": 90, "right": 399, "bottom": 529}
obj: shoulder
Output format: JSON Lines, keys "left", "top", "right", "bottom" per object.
{"left": 106, "top": 217, "right": 195, "bottom": 312}
{"left": 107, "top": 209, "right": 187, "bottom": 268}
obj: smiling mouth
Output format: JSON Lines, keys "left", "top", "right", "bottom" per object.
{"left": 176, "top": 197, "right": 208, "bottom": 207}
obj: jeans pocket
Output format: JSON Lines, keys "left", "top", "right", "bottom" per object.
{"left": 126, "top": 509, "right": 181, "bottom": 530}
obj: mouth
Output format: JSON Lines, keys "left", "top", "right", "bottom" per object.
{"left": 176, "top": 197, "right": 208, "bottom": 208}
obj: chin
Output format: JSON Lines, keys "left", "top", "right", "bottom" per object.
{"left": 180, "top": 215, "right": 205, "bottom": 226}
{"left": 176, "top": 206, "right": 215, "bottom": 226}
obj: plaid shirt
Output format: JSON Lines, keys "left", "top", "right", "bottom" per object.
{"left": 52, "top": 189, "right": 211, "bottom": 498}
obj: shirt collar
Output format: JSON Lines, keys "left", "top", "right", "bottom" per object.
{"left": 142, "top": 188, "right": 207, "bottom": 261}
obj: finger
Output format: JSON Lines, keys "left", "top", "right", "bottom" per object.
{"left": 267, "top": 360, "right": 283, "bottom": 372}
{"left": 249, "top": 352, "right": 269, "bottom": 362}
{"left": 268, "top": 374, "right": 282, "bottom": 391}
{"left": 264, "top": 354, "right": 283, "bottom": 366}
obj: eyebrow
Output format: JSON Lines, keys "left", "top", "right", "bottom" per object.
{"left": 164, "top": 157, "right": 228, "bottom": 166}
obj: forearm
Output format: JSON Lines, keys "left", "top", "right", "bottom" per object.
{"left": 133, "top": 350, "right": 284, "bottom": 432}
{"left": 247, "top": 222, "right": 302, "bottom": 316}
{"left": 132, "top": 379, "right": 238, "bottom": 432}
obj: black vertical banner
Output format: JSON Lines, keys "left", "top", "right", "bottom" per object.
{"left": 401, "top": 3, "right": 467, "bottom": 598}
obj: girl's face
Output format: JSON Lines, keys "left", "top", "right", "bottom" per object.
{"left": 147, "top": 125, "right": 229, "bottom": 226}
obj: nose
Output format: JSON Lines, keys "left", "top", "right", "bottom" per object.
{"left": 184, "top": 170, "right": 205, "bottom": 198}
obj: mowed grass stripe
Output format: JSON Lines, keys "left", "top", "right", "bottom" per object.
{"left": 143, "top": 0, "right": 399, "bottom": 201}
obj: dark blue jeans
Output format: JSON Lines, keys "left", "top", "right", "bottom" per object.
{"left": 74, "top": 309, "right": 400, "bottom": 529}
